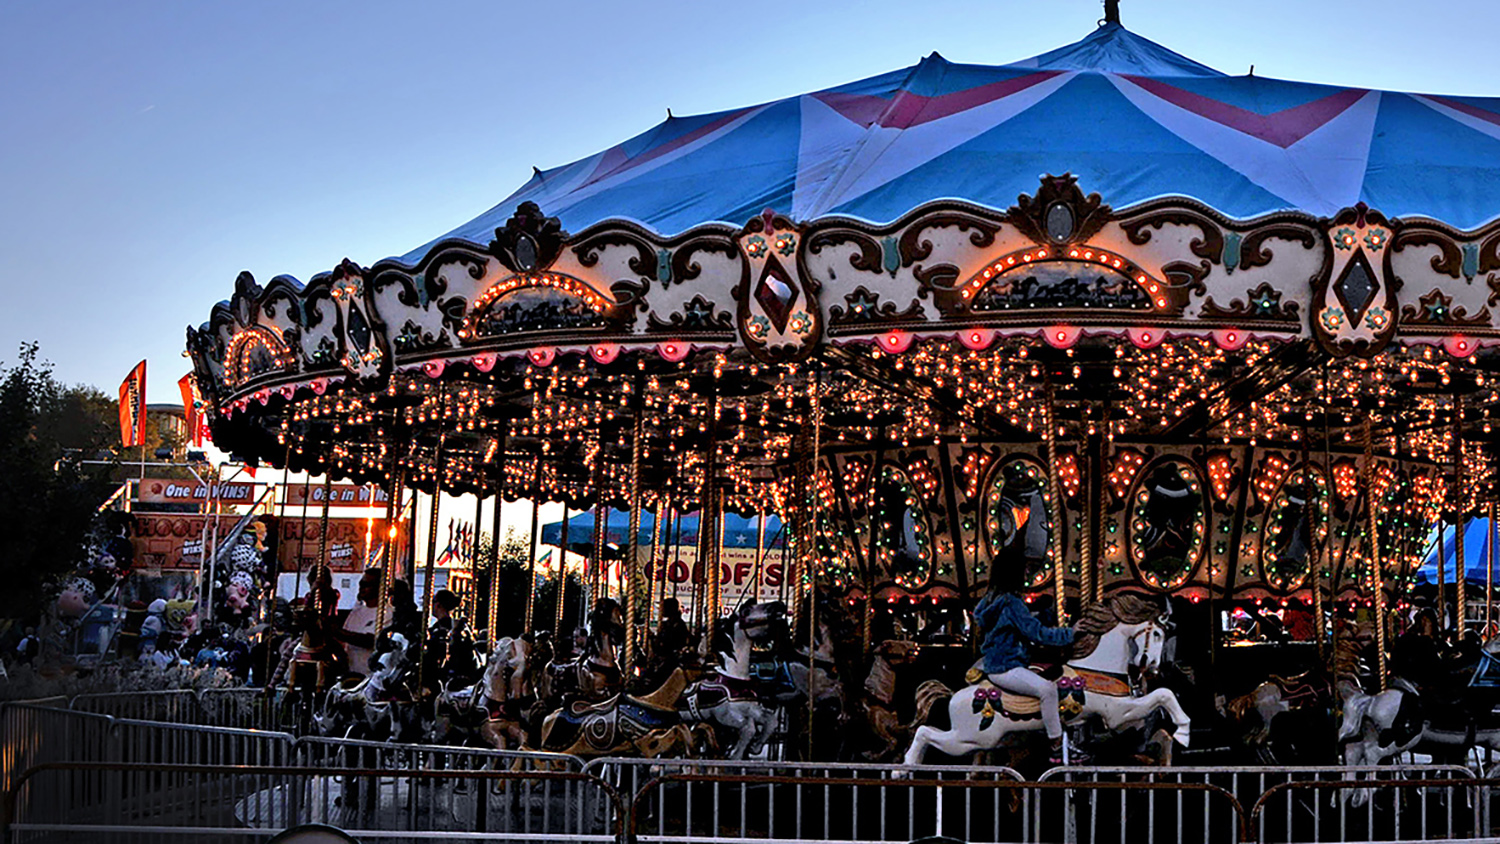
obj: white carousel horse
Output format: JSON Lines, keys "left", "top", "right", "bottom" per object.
{"left": 476, "top": 635, "right": 532, "bottom": 750}
{"left": 679, "top": 603, "right": 784, "bottom": 759}
{"left": 902, "top": 596, "right": 1190, "bottom": 766}
{"left": 1339, "top": 633, "right": 1500, "bottom": 805}
{"left": 315, "top": 633, "right": 413, "bottom": 740}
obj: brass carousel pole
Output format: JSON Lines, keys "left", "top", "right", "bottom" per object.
{"left": 1043, "top": 374, "right": 1068, "bottom": 626}
{"left": 1363, "top": 419, "right": 1387, "bottom": 692}
{"left": 557, "top": 503, "right": 571, "bottom": 635}
{"left": 472, "top": 487, "right": 483, "bottom": 625}
{"left": 1489, "top": 502, "right": 1496, "bottom": 635}
{"left": 376, "top": 467, "right": 402, "bottom": 638}
{"left": 315, "top": 474, "right": 334, "bottom": 616}
{"left": 624, "top": 374, "right": 646, "bottom": 672}
{"left": 293, "top": 468, "right": 313, "bottom": 600}
{"left": 1454, "top": 397, "right": 1467, "bottom": 635}
{"left": 1313, "top": 365, "right": 1330, "bottom": 662}
{"left": 699, "top": 385, "right": 723, "bottom": 629}
{"left": 807, "top": 368, "right": 822, "bottom": 761}
{"left": 487, "top": 432, "right": 506, "bottom": 641}
{"left": 647, "top": 496, "right": 667, "bottom": 634}
{"left": 524, "top": 460, "right": 540, "bottom": 632}
{"left": 418, "top": 427, "right": 446, "bottom": 694}
{"left": 1078, "top": 404, "right": 1094, "bottom": 612}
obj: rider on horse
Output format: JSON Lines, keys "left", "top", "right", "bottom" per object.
{"left": 974, "top": 557, "right": 1076, "bottom": 762}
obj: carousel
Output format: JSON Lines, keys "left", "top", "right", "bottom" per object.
{"left": 185, "top": 5, "right": 1500, "bottom": 766}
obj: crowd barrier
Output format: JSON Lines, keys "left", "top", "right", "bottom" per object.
{"left": 586, "top": 757, "right": 1027, "bottom": 843}
{"left": 6, "top": 700, "right": 1500, "bottom": 842}
{"left": 68, "top": 688, "right": 277, "bottom": 731}
{"left": 6, "top": 762, "right": 624, "bottom": 844}
{"left": 1038, "top": 763, "right": 1480, "bottom": 843}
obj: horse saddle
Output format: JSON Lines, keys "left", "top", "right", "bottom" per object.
{"left": 685, "top": 673, "right": 758, "bottom": 715}
{"left": 964, "top": 664, "right": 1121, "bottom": 723}
{"left": 552, "top": 693, "right": 680, "bottom": 751}
{"left": 1469, "top": 650, "right": 1500, "bottom": 690}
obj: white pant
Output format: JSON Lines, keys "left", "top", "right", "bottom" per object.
{"left": 990, "top": 666, "right": 1062, "bottom": 738}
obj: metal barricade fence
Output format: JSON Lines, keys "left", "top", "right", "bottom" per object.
{"left": 110, "top": 718, "right": 294, "bottom": 767}
{"left": 7, "top": 761, "right": 626, "bottom": 844}
{"left": 196, "top": 687, "right": 278, "bottom": 731}
{"left": 68, "top": 690, "right": 200, "bottom": 724}
{"left": 625, "top": 771, "right": 1247, "bottom": 844}
{"left": 69, "top": 688, "right": 278, "bottom": 731}
{"left": 0, "top": 703, "right": 113, "bottom": 810}
{"left": 1038, "top": 764, "right": 1478, "bottom": 844}
{"left": 587, "top": 757, "right": 1028, "bottom": 844}
{"left": 294, "top": 735, "right": 588, "bottom": 837}
{"left": 1250, "top": 776, "right": 1495, "bottom": 843}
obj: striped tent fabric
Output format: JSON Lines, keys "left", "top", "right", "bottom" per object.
{"left": 405, "top": 21, "right": 1500, "bottom": 262}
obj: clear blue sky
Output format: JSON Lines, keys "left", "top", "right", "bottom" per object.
{"left": 4, "top": 0, "right": 1500, "bottom": 401}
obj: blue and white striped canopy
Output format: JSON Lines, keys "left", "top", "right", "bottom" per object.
{"left": 405, "top": 22, "right": 1500, "bottom": 261}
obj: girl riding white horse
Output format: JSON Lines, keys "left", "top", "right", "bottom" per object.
{"left": 903, "top": 592, "right": 1190, "bottom": 766}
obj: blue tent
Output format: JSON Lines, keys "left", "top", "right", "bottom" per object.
{"left": 540, "top": 508, "right": 784, "bottom": 554}
{"left": 405, "top": 21, "right": 1500, "bottom": 261}
{"left": 1416, "top": 518, "right": 1499, "bottom": 585}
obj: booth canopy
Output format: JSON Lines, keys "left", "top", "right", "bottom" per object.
{"left": 1418, "top": 518, "right": 1499, "bottom": 585}
{"left": 540, "top": 509, "right": 785, "bottom": 554}
{"left": 408, "top": 21, "right": 1500, "bottom": 258}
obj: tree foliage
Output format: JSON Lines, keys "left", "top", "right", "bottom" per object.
{"left": 0, "top": 344, "right": 117, "bottom": 621}
{"left": 469, "top": 528, "right": 584, "bottom": 638}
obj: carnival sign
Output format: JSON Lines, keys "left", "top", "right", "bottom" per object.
{"left": 639, "top": 546, "right": 789, "bottom": 619}
{"left": 129, "top": 513, "right": 238, "bottom": 569}
{"left": 137, "top": 478, "right": 257, "bottom": 505}
{"left": 279, "top": 484, "right": 390, "bottom": 507}
{"left": 277, "top": 517, "right": 389, "bottom": 573}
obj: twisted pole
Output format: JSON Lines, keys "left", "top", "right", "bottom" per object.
{"left": 1043, "top": 375, "right": 1068, "bottom": 626}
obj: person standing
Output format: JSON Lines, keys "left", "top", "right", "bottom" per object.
{"left": 335, "top": 568, "right": 383, "bottom": 676}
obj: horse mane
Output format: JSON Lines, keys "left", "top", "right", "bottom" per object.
{"left": 1069, "top": 593, "right": 1165, "bottom": 660}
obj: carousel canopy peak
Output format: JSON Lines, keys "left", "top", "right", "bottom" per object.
{"left": 1011, "top": 19, "right": 1223, "bottom": 78}
{"left": 402, "top": 17, "right": 1500, "bottom": 253}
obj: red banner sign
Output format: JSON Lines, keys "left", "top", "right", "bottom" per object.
{"left": 130, "top": 514, "right": 391, "bottom": 573}
{"left": 136, "top": 478, "right": 257, "bottom": 505}
{"left": 280, "top": 484, "right": 390, "bottom": 507}
{"left": 129, "top": 514, "right": 238, "bottom": 569}
{"left": 278, "top": 517, "right": 390, "bottom": 573}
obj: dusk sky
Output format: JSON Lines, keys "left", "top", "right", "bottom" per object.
{"left": 5, "top": 0, "right": 1500, "bottom": 402}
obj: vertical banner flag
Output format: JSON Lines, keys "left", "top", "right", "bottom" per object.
{"left": 177, "top": 373, "right": 204, "bottom": 447}
{"left": 118, "top": 360, "right": 147, "bottom": 448}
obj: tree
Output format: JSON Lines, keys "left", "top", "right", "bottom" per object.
{"left": 468, "top": 528, "right": 583, "bottom": 638}
{"left": 0, "top": 344, "right": 117, "bottom": 621}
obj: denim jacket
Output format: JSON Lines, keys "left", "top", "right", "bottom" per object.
{"left": 974, "top": 592, "right": 1074, "bottom": 674}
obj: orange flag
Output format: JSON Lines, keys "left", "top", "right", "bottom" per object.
{"left": 177, "top": 373, "right": 203, "bottom": 447}
{"left": 118, "top": 361, "right": 146, "bottom": 448}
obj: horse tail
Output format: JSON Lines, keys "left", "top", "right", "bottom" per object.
{"left": 910, "top": 679, "right": 954, "bottom": 732}
{"left": 1225, "top": 687, "right": 1260, "bottom": 723}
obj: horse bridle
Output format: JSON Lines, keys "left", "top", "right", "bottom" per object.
{"left": 1126, "top": 617, "right": 1170, "bottom": 689}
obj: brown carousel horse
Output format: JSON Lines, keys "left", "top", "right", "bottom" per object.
{"left": 543, "top": 598, "right": 625, "bottom": 703}
{"left": 1223, "top": 618, "right": 1365, "bottom": 763}
{"left": 854, "top": 639, "right": 926, "bottom": 762}
{"left": 533, "top": 666, "right": 712, "bottom": 758}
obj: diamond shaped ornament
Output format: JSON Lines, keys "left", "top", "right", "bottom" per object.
{"left": 1332, "top": 250, "right": 1377, "bottom": 325}
{"left": 754, "top": 255, "right": 799, "bottom": 333}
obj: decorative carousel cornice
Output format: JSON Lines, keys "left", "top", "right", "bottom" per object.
{"left": 190, "top": 174, "right": 1500, "bottom": 415}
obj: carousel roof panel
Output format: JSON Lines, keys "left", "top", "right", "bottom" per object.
{"left": 401, "top": 23, "right": 1500, "bottom": 263}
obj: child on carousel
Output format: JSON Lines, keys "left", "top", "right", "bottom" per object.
{"left": 973, "top": 559, "right": 1078, "bottom": 763}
